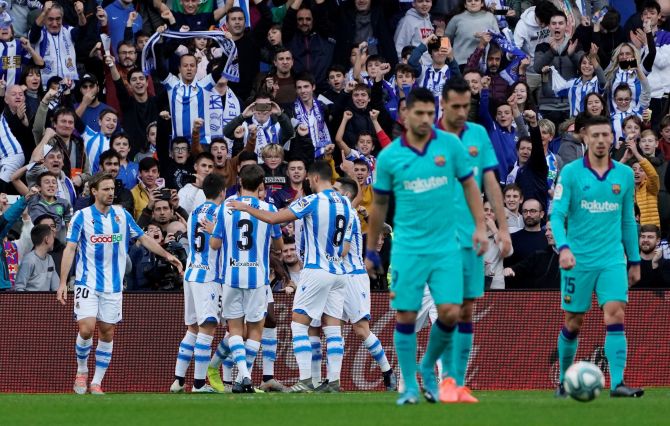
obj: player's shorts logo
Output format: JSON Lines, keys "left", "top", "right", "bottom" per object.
{"left": 468, "top": 146, "right": 479, "bottom": 157}
{"left": 434, "top": 155, "right": 446, "bottom": 167}
{"left": 612, "top": 184, "right": 621, "bottom": 195}
{"left": 564, "top": 295, "right": 572, "bottom": 304}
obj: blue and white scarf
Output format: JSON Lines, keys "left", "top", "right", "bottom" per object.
{"left": 209, "top": 86, "right": 241, "bottom": 144}
{"left": 293, "top": 99, "right": 332, "bottom": 157}
{"left": 142, "top": 30, "right": 239, "bottom": 83}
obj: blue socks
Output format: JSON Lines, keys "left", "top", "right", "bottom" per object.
{"left": 421, "top": 319, "right": 456, "bottom": 373}
{"left": 450, "top": 322, "right": 473, "bottom": 385}
{"left": 605, "top": 324, "right": 627, "bottom": 390}
{"left": 557, "top": 326, "right": 579, "bottom": 383}
{"left": 394, "top": 323, "right": 418, "bottom": 394}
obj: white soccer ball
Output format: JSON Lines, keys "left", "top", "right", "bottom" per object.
{"left": 563, "top": 361, "right": 605, "bottom": 402}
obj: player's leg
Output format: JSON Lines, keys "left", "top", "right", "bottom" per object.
{"left": 208, "top": 329, "right": 232, "bottom": 392}
{"left": 317, "top": 274, "right": 347, "bottom": 392}
{"left": 308, "top": 322, "right": 323, "bottom": 388}
{"left": 89, "top": 291, "right": 123, "bottom": 395}
{"left": 391, "top": 255, "right": 430, "bottom": 405}
{"left": 555, "top": 267, "right": 593, "bottom": 397}
{"left": 222, "top": 285, "right": 252, "bottom": 392}
{"left": 73, "top": 286, "right": 97, "bottom": 394}
{"left": 259, "top": 299, "right": 287, "bottom": 392}
{"left": 237, "top": 286, "right": 267, "bottom": 393}
{"left": 173, "top": 280, "right": 198, "bottom": 392}
{"left": 191, "top": 281, "right": 221, "bottom": 393}
{"left": 347, "top": 274, "right": 396, "bottom": 390}
{"left": 597, "top": 266, "right": 643, "bottom": 397}
{"left": 421, "top": 252, "right": 462, "bottom": 403}
{"left": 289, "top": 269, "right": 331, "bottom": 391}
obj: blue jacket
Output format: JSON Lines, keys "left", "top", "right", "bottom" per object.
{"left": 105, "top": 0, "right": 143, "bottom": 56}
{"left": 0, "top": 198, "right": 28, "bottom": 290}
{"left": 479, "top": 88, "right": 518, "bottom": 182}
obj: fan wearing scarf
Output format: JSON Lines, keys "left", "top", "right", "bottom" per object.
{"left": 222, "top": 92, "right": 294, "bottom": 163}
{"left": 29, "top": 1, "right": 85, "bottom": 88}
{"left": 208, "top": 75, "right": 241, "bottom": 153}
{"left": 0, "top": 14, "right": 45, "bottom": 87}
{"left": 292, "top": 73, "right": 333, "bottom": 159}
{"left": 152, "top": 30, "right": 229, "bottom": 147}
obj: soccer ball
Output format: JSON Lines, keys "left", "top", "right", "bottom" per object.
{"left": 563, "top": 361, "right": 605, "bottom": 402}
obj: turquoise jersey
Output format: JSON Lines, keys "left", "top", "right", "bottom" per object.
{"left": 448, "top": 122, "right": 499, "bottom": 248}
{"left": 550, "top": 157, "right": 640, "bottom": 269}
{"left": 373, "top": 129, "right": 473, "bottom": 254}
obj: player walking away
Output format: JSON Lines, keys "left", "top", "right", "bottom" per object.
{"left": 170, "top": 174, "right": 226, "bottom": 394}
{"left": 228, "top": 161, "right": 353, "bottom": 393}
{"left": 331, "top": 176, "right": 397, "bottom": 392}
{"left": 212, "top": 165, "right": 284, "bottom": 393}
{"left": 550, "top": 115, "right": 644, "bottom": 399}
{"left": 365, "top": 88, "right": 488, "bottom": 406}
{"left": 436, "top": 77, "right": 513, "bottom": 402}
{"left": 57, "top": 172, "right": 183, "bottom": 395}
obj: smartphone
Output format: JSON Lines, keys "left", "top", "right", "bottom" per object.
{"left": 494, "top": 9, "right": 508, "bottom": 15}
{"left": 255, "top": 102, "right": 271, "bottom": 112}
{"left": 440, "top": 37, "right": 451, "bottom": 50}
{"left": 160, "top": 188, "right": 172, "bottom": 201}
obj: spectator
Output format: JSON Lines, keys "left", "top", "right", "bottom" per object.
{"left": 539, "top": 119, "right": 562, "bottom": 192}
{"left": 73, "top": 149, "right": 135, "bottom": 214}
{"left": 261, "top": 144, "right": 288, "bottom": 194}
{"left": 621, "top": 140, "right": 661, "bottom": 227}
{"left": 335, "top": 111, "right": 376, "bottom": 183}
{"left": 503, "top": 183, "right": 524, "bottom": 232}
{"left": 130, "top": 156, "right": 161, "bottom": 219}
{"left": 33, "top": 214, "right": 65, "bottom": 272}
{"left": 483, "top": 200, "right": 509, "bottom": 290}
{"left": 557, "top": 115, "right": 585, "bottom": 165}
{"left": 82, "top": 108, "right": 119, "bottom": 174}
{"left": 29, "top": 2, "right": 85, "bottom": 86}
{"left": 19, "top": 65, "right": 44, "bottom": 123}
{"left": 104, "top": 1, "right": 143, "bottom": 58}
{"left": 610, "top": 75, "right": 651, "bottom": 143}
{"left": 280, "top": 234, "right": 302, "bottom": 285}
{"left": 155, "top": 115, "right": 194, "bottom": 191}
{"left": 14, "top": 224, "right": 60, "bottom": 292}
{"left": 583, "top": 92, "right": 609, "bottom": 118}
{"left": 291, "top": 73, "right": 333, "bottom": 158}
{"left": 282, "top": 0, "right": 335, "bottom": 93}
{"left": 110, "top": 132, "right": 139, "bottom": 191}
{"left": 507, "top": 116, "right": 549, "bottom": 210}
{"left": 267, "top": 48, "right": 296, "bottom": 109}
{"left": 604, "top": 41, "right": 654, "bottom": 114}
{"left": 394, "top": 0, "right": 433, "bottom": 65}
{"left": 658, "top": 114, "right": 670, "bottom": 161}
{"left": 137, "top": 196, "right": 186, "bottom": 233}
{"left": 503, "top": 220, "right": 560, "bottom": 289}
{"left": 270, "top": 158, "right": 309, "bottom": 210}
{"left": 0, "top": 189, "right": 33, "bottom": 291}
{"left": 444, "top": 0, "right": 499, "bottom": 66}
{"left": 638, "top": 224, "right": 665, "bottom": 288}
{"left": 24, "top": 171, "right": 72, "bottom": 242}
{"left": 177, "top": 152, "right": 215, "bottom": 215}
{"left": 2, "top": 84, "right": 35, "bottom": 162}
{"left": 505, "top": 198, "right": 549, "bottom": 267}
{"left": 74, "top": 73, "right": 111, "bottom": 132}
{"left": 408, "top": 34, "right": 461, "bottom": 110}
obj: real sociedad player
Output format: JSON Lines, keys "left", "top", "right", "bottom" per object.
{"left": 57, "top": 172, "right": 183, "bottom": 395}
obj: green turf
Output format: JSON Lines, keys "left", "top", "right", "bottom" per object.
{"left": 2, "top": 389, "right": 669, "bottom": 426}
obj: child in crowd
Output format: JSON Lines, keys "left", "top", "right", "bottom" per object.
{"left": 14, "top": 224, "right": 59, "bottom": 292}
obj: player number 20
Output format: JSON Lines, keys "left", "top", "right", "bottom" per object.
{"left": 332, "top": 214, "right": 346, "bottom": 247}
{"left": 75, "top": 287, "right": 90, "bottom": 299}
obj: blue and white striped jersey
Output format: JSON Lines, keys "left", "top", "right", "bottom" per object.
{"left": 0, "top": 114, "right": 23, "bottom": 157}
{"left": 289, "top": 190, "right": 353, "bottom": 275}
{"left": 185, "top": 201, "right": 220, "bottom": 283}
{"left": 67, "top": 205, "right": 144, "bottom": 293}
{"left": 611, "top": 68, "right": 642, "bottom": 111}
{"left": 0, "top": 40, "right": 31, "bottom": 87}
{"left": 214, "top": 196, "right": 282, "bottom": 289}
{"left": 554, "top": 75, "right": 603, "bottom": 117}
{"left": 163, "top": 74, "right": 215, "bottom": 144}
{"left": 83, "top": 126, "right": 110, "bottom": 174}
{"left": 342, "top": 208, "right": 365, "bottom": 275}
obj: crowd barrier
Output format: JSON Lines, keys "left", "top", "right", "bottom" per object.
{"left": 1, "top": 291, "right": 668, "bottom": 392}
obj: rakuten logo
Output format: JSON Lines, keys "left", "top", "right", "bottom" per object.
{"left": 403, "top": 176, "right": 448, "bottom": 194}
{"left": 89, "top": 233, "right": 123, "bottom": 244}
{"left": 580, "top": 200, "right": 620, "bottom": 213}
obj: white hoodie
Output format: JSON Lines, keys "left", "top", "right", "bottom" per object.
{"left": 394, "top": 8, "right": 433, "bottom": 65}
{"left": 513, "top": 7, "right": 550, "bottom": 70}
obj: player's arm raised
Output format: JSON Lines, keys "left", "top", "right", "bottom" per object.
{"left": 483, "top": 171, "right": 512, "bottom": 257}
{"left": 460, "top": 176, "right": 488, "bottom": 255}
{"left": 227, "top": 200, "right": 298, "bottom": 224}
{"left": 57, "top": 242, "right": 77, "bottom": 305}
{"left": 365, "top": 192, "right": 389, "bottom": 278}
{"left": 549, "top": 172, "right": 575, "bottom": 270}
{"left": 138, "top": 234, "right": 184, "bottom": 275}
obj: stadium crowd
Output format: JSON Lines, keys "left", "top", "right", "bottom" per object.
{"left": 0, "top": 0, "right": 670, "bottom": 293}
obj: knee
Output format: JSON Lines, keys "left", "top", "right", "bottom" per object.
{"left": 78, "top": 329, "right": 94, "bottom": 340}
{"left": 603, "top": 303, "right": 626, "bottom": 325}
{"left": 565, "top": 314, "right": 585, "bottom": 332}
{"left": 459, "top": 301, "right": 474, "bottom": 323}
{"left": 437, "top": 305, "right": 460, "bottom": 327}
{"left": 352, "top": 321, "right": 369, "bottom": 339}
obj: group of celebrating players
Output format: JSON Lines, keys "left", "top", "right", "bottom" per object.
{"left": 56, "top": 73, "right": 644, "bottom": 404}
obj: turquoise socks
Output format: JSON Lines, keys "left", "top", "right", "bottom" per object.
{"left": 558, "top": 326, "right": 579, "bottom": 383}
{"left": 395, "top": 323, "right": 418, "bottom": 394}
{"left": 605, "top": 324, "right": 627, "bottom": 390}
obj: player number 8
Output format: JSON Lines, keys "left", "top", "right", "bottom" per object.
{"left": 332, "top": 214, "right": 346, "bottom": 247}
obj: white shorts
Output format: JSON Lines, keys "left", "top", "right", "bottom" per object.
{"left": 293, "top": 268, "right": 347, "bottom": 321}
{"left": 74, "top": 286, "right": 122, "bottom": 324}
{"left": 184, "top": 280, "right": 222, "bottom": 326}
{"left": 415, "top": 285, "right": 438, "bottom": 333}
{"left": 0, "top": 152, "right": 24, "bottom": 183}
{"left": 342, "top": 273, "right": 371, "bottom": 324}
{"left": 221, "top": 285, "right": 268, "bottom": 323}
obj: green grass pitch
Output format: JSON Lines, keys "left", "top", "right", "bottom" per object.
{"left": 3, "top": 389, "right": 669, "bottom": 426}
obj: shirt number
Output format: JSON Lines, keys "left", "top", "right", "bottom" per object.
{"left": 332, "top": 214, "right": 346, "bottom": 247}
{"left": 237, "top": 219, "right": 254, "bottom": 251}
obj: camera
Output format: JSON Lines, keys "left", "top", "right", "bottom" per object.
{"left": 145, "top": 240, "right": 187, "bottom": 291}
{"left": 160, "top": 188, "right": 172, "bottom": 201}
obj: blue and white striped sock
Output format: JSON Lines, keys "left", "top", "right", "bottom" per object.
{"left": 175, "top": 331, "right": 197, "bottom": 379}
{"left": 91, "top": 340, "right": 113, "bottom": 385}
{"left": 261, "top": 327, "right": 277, "bottom": 379}
{"left": 363, "top": 332, "right": 391, "bottom": 372}
{"left": 323, "top": 326, "right": 344, "bottom": 382}
{"left": 291, "top": 322, "right": 312, "bottom": 381}
{"left": 223, "top": 355, "right": 234, "bottom": 382}
{"left": 310, "top": 335, "right": 322, "bottom": 385}
{"left": 75, "top": 334, "right": 92, "bottom": 374}
{"left": 229, "top": 335, "right": 250, "bottom": 380}
{"left": 209, "top": 332, "right": 230, "bottom": 369}
{"left": 194, "top": 333, "right": 213, "bottom": 382}
{"left": 245, "top": 339, "right": 260, "bottom": 375}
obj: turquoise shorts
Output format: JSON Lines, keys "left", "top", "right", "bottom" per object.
{"left": 462, "top": 247, "right": 485, "bottom": 299}
{"left": 560, "top": 264, "right": 629, "bottom": 313}
{"left": 390, "top": 251, "right": 463, "bottom": 311}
